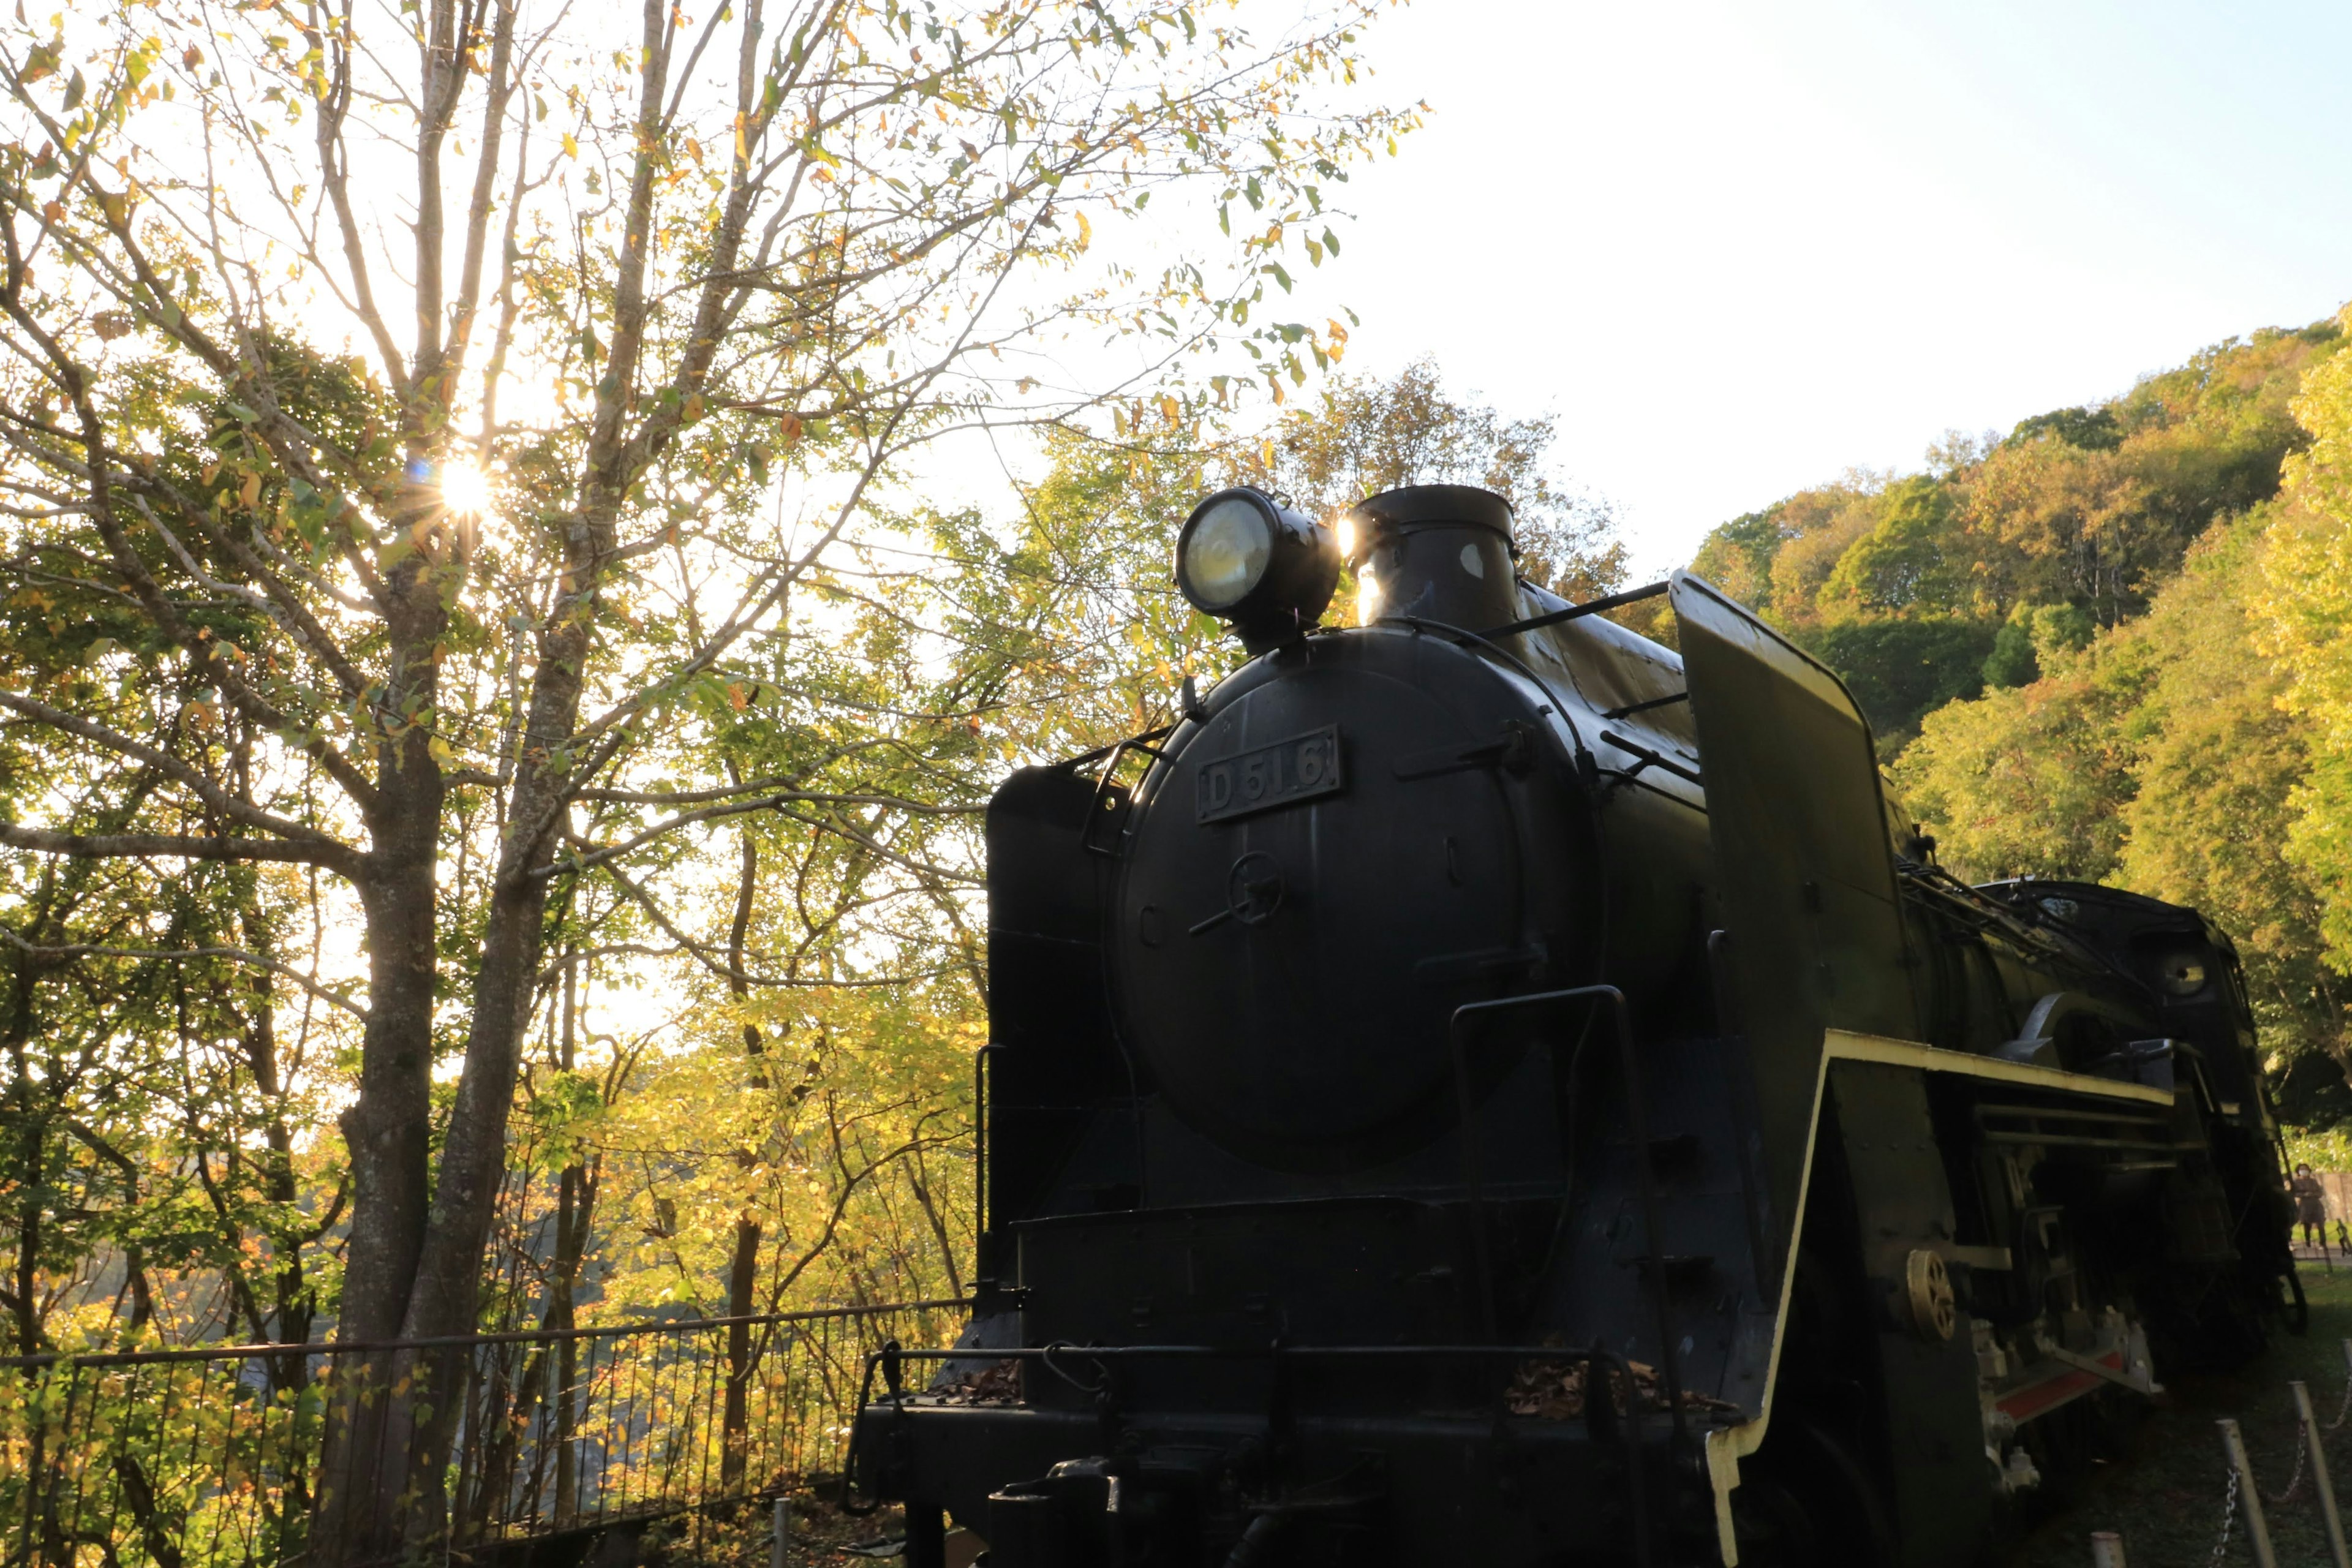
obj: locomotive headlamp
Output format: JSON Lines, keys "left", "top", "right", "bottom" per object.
{"left": 2158, "top": 951, "right": 2210, "bottom": 997}
{"left": 1175, "top": 486, "right": 1340, "bottom": 649}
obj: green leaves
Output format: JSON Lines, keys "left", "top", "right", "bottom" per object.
{"left": 524, "top": 1071, "right": 605, "bottom": 1173}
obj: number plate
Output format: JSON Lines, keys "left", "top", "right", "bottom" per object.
{"left": 1196, "top": 726, "right": 1344, "bottom": 824}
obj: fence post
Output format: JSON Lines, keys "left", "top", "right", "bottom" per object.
{"left": 2090, "top": 1532, "right": 2125, "bottom": 1568}
{"left": 2220, "top": 1418, "right": 2281, "bottom": 1568}
{"left": 772, "top": 1495, "right": 790, "bottom": 1568}
{"left": 2296, "top": 1381, "right": 2352, "bottom": 1568}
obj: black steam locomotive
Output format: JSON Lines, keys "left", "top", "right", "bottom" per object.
{"left": 850, "top": 484, "right": 2298, "bottom": 1566}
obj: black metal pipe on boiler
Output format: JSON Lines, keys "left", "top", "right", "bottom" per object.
{"left": 1482, "top": 580, "right": 1672, "bottom": 641}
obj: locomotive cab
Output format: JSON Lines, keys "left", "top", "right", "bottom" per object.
{"left": 852, "top": 484, "right": 2297, "bottom": 1568}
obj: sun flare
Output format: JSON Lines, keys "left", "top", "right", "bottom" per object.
{"left": 439, "top": 459, "right": 494, "bottom": 518}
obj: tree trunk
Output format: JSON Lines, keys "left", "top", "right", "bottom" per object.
{"left": 313, "top": 541, "right": 448, "bottom": 1561}
{"left": 382, "top": 522, "right": 610, "bottom": 1548}
{"left": 722, "top": 1218, "right": 761, "bottom": 1489}
{"left": 310, "top": 834, "right": 439, "bottom": 1562}
{"left": 722, "top": 831, "right": 769, "bottom": 1488}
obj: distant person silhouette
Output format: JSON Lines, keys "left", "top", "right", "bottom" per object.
{"left": 2293, "top": 1164, "right": 2326, "bottom": 1248}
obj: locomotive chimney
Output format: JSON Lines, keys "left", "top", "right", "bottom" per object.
{"left": 1344, "top": 484, "right": 1519, "bottom": 631}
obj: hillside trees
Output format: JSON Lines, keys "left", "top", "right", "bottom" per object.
{"left": 1684, "top": 322, "right": 2343, "bottom": 745}
{"left": 2120, "top": 519, "right": 2340, "bottom": 1088}
{"left": 0, "top": 0, "right": 1411, "bottom": 1551}
{"left": 1697, "top": 317, "right": 2352, "bottom": 1106}
{"left": 2260, "top": 322, "right": 2352, "bottom": 984}
{"left": 1887, "top": 630, "right": 2139, "bottom": 884}
{"left": 1893, "top": 511, "right": 2346, "bottom": 1101}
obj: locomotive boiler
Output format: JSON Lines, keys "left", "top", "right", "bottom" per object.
{"left": 848, "top": 483, "right": 2298, "bottom": 1566}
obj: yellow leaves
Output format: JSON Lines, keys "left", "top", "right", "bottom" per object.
{"left": 561, "top": 131, "right": 579, "bottom": 159}
{"left": 1072, "top": 208, "right": 1091, "bottom": 251}
{"left": 18, "top": 38, "right": 59, "bottom": 85}
{"left": 239, "top": 470, "right": 262, "bottom": 508}
{"left": 726, "top": 681, "right": 747, "bottom": 711}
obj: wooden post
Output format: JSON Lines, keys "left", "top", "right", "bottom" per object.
{"left": 2296, "top": 1381, "right": 2352, "bottom": 1568}
{"left": 2220, "top": 1418, "right": 2280, "bottom": 1568}
{"left": 771, "top": 1496, "right": 789, "bottom": 1568}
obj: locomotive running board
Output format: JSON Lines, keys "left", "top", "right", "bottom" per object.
{"left": 1702, "top": 1029, "right": 2172, "bottom": 1566}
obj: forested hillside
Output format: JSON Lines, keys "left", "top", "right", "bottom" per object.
{"left": 1675, "top": 315, "right": 2352, "bottom": 1125}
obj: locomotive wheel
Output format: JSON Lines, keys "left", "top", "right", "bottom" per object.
{"left": 1733, "top": 1417, "right": 1897, "bottom": 1568}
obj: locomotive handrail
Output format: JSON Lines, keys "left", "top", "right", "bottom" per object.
{"left": 974, "top": 1042, "right": 1003, "bottom": 1255}
{"left": 1596, "top": 728, "right": 1703, "bottom": 787}
{"left": 1077, "top": 724, "right": 1174, "bottom": 857}
{"left": 1481, "top": 579, "right": 1672, "bottom": 640}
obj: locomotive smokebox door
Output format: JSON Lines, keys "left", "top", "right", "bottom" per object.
{"left": 1668, "top": 571, "right": 1924, "bottom": 1261}
{"left": 1111, "top": 635, "right": 1598, "bottom": 1171}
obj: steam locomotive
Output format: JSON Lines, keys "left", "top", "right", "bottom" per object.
{"left": 848, "top": 483, "right": 2299, "bottom": 1566}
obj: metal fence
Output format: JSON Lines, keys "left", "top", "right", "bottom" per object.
{"left": 1, "top": 1299, "right": 963, "bottom": 1566}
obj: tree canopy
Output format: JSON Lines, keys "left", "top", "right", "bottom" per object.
{"left": 1688, "top": 320, "right": 2343, "bottom": 745}
{"left": 0, "top": 0, "right": 1423, "bottom": 1553}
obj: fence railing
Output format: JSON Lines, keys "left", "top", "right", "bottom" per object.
{"left": 1, "top": 1298, "right": 964, "bottom": 1567}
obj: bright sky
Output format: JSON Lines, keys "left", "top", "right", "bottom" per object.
{"left": 1315, "top": 0, "right": 2352, "bottom": 577}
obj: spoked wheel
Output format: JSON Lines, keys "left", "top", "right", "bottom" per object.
{"left": 1732, "top": 1417, "right": 1898, "bottom": 1568}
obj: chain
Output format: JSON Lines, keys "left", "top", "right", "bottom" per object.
{"left": 2211, "top": 1461, "right": 2241, "bottom": 1568}
{"left": 2266, "top": 1425, "right": 2309, "bottom": 1505}
{"left": 2331, "top": 1362, "right": 2352, "bottom": 1432}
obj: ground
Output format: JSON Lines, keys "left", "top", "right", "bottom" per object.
{"left": 2015, "top": 1260, "right": 2352, "bottom": 1567}
{"left": 638, "top": 1485, "right": 962, "bottom": 1567}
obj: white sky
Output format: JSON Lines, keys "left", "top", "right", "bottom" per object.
{"left": 1295, "top": 0, "right": 2352, "bottom": 577}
